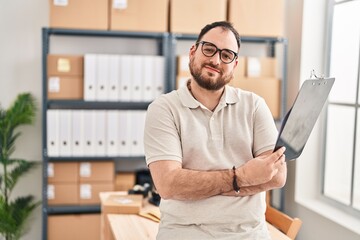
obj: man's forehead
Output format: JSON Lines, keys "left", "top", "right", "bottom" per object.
{"left": 200, "top": 27, "right": 238, "bottom": 50}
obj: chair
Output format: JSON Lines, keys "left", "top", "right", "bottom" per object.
{"left": 265, "top": 192, "right": 302, "bottom": 240}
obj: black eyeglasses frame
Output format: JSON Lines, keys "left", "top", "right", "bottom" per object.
{"left": 195, "top": 41, "right": 238, "bottom": 64}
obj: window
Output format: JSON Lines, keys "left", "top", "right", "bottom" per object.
{"left": 324, "top": 0, "right": 360, "bottom": 214}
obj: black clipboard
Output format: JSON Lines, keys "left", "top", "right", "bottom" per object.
{"left": 274, "top": 77, "right": 335, "bottom": 161}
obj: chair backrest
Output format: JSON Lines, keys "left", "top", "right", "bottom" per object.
{"left": 265, "top": 205, "right": 302, "bottom": 240}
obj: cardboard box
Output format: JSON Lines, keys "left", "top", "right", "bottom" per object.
{"left": 99, "top": 191, "right": 128, "bottom": 240}
{"left": 110, "top": 0, "right": 168, "bottom": 32}
{"left": 234, "top": 56, "right": 246, "bottom": 79}
{"left": 47, "top": 183, "right": 78, "bottom": 205}
{"left": 47, "top": 162, "right": 79, "bottom": 183}
{"left": 102, "top": 194, "right": 143, "bottom": 214}
{"left": 176, "top": 75, "right": 190, "bottom": 89}
{"left": 49, "top": 0, "right": 108, "bottom": 30}
{"left": 228, "top": 0, "right": 284, "bottom": 37}
{"left": 79, "top": 161, "right": 115, "bottom": 183}
{"left": 47, "top": 55, "right": 84, "bottom": 100}
{"left": 48, "top": 214, "right": 100, "bottom": 240}
{"left": 177, "top": 55, "right": 190, "bottom": 76}
{"left": 79, "top": 183, "right": 115, "bottom": 205}
{"left": 246, "top": 57, "right": 278, "bottom": 78}
{"left": 115, "top": 172, "right": 136, "bottom": 191}
{"left": 47, "top": 76, "right": 84, "bottom": 100}
{"left": 232, "top": 77, "right": 281, "bottom": 119}
{"left": 170, "top": 0, "right": 227, "bottom": 34}
{"left": 47, "top": 55, "right": 84, "bottom": 76}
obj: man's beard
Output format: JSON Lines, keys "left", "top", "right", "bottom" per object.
{"left": 189, "top": 57, "right": 234, "bottom": 91}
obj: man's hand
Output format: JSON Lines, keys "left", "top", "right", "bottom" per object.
{"left": 237, "top": 147, "right": 286, "bottom": 187}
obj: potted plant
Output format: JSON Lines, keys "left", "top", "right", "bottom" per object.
{"left": 0, "top": 93, "right": 41, "bottom": 240}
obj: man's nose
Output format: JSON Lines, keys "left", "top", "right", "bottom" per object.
{"left": 209, "top": 50, "right": 221, "bottom": 65}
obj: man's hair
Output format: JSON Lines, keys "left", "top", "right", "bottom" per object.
{"left": 196, "top": 21, "right": 241, "bottom": 51}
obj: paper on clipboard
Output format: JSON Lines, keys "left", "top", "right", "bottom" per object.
{"left": 274, "top": 77, "right": 335, "bottom": 161}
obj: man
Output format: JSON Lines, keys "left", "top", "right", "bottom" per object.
{"left": 144, "top": 21, "right": 286, "bottom": 239}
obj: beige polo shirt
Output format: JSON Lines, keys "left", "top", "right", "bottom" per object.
{"left": 144, "top": 84, "right": 278, "bottom": 239}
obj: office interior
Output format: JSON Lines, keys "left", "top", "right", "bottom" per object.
{"left": 1, "top": 0, "right": 360, "bottom": 239}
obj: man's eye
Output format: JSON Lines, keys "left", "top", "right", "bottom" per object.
{"left": 203, "top": 47, "right": 215, "bottom": 54}
{"left": 222, "top": 51, "right": 234, "bottom": 60}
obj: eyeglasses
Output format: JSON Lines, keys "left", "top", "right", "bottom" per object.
{"left": 195, "top": 41, "right": 238, "bottom": 64}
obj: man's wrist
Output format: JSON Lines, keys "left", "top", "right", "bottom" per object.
{"left": 232, "top": 166, "right": 240, "bottom": 193}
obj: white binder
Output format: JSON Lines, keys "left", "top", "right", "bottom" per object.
{"left": 96, "top": 54, "right": 109, "bottom": 101}
{"left": 142, "top": 56, "right": 154, "bottom": 101}
{"left": 119, "top": 55, "right": 132, "bottom": 101}
{"left": 47, "top": 110, "right": 60, "bottom": 157}
{"left": 94, "top": 110, "right": 107, "bottom": 156}
{"left": 83, "top": 110, "right": 96, "bottom": 156}
{"left": 59, "top": 110, "right": 72, "bottom": 156}
{"left": 154, "top": 56, "right": 165, "bottom": 98}
{"left": 84, "top": 54, "right": 97, "bottom": 101}
{"left": 131, "top": 111, "right": 146, "bottom": 156}
{"left": 106, "top": 110, "right": 119, "bottom": 156}
{"left": 71, "top": 110, "right": 84, "bottom": 156}
{"left": 131, "top": 55, "right": 143, "bottom": 101}
{"left": 118, "top": 110, "right": 131, "bottom": 156}
{"left": 108, "top": 55, "right": 120, "bottom": 101}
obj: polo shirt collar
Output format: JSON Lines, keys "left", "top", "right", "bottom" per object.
{"left": 178, "top": 80, "right": 240, "bottom": 109}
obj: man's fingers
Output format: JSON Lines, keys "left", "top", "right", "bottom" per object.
{"left": 275, "top": 154, "right": 286, "bottom": 165}
{"left": 274, "top": 146, "right": 286, "bottom": 159}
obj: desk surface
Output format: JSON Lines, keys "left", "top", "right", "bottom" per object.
{"left": 101, "top": 192, "right": 291, "bottom": 240}
{"left": 108, "top": 214, "right": 291, "bottom": 240}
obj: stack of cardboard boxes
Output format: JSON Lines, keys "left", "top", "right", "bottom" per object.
{"left": 229, "top": 57, "right": 281, "bottom": 119}
{"left": 49, "top": 0, "right": 284, "bottom": 37}
{"left": 47, "top": 55, "right": 84, "bottom": 100}
{"left": 47, "top": 161, "right": 115, "bottom": 239}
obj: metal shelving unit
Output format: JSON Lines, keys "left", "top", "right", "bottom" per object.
{"left": 41, "top": 27, "right": 171, "bottom": 240}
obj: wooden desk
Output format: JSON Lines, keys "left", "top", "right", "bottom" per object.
{"left": 107, "top": 213, "right": 291, "bottom": 240}
{"left": 100, "top": 192, "right": 290, "bottom": 240}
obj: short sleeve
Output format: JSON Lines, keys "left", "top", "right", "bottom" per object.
{"left": 253, "top": 97, "right": 278, "bottom": 156}
{"left": 144, "top": 97, "right": 183, "bottom": 165}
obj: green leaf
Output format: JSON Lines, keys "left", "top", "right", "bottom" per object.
{"left": 0, "top": 93, "right": 38, "bottom": 240}
{"left": 5, "top": 93, "right": 37, "bottom": 129}
{"left": 0, "top": 195, "right": 41, "bottom": 239}
{"left": 5, "top": 159, "right": 39, "bottom": 193}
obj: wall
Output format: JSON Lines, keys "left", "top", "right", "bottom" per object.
{"left": 0, "top": 0, "right": 47, "bottom": 239}
{"left": 283, "top": 0, "right": 360, "bottom": 239}
{"left": 1, "top": 0, "right": 359, "bottom": 240}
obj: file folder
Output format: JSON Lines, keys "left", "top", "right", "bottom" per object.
{"left": 83, "top": 110, "right": 96, "bottom": 156}
{"left": 59, "top": 110, "right": 72, "bottom": 156}
{"left": 131, "top": 56, "right": 143, "bottom": 101}
{"left": 106, "top": 110, "right": 119, "bottom": 156}
{"left": 119, "top": 55, "right": 132, "bottom": 101}
{"left": 94, "top": 110, "right": 107, "bottom": 156}
{"left": 118, "top": 110, "right": 131, "bottom": 156}
{"left": 47, "top": 110, "right": 60, "bottom": 157}
{"left": 72, "top": 110, "right": 84, "bottom": 156}
{"left": 84, "top": 54, "right": 97, "bottom": 101}
{"left": 154, "top": 56, "right": 165, "bottom": 98}
{"left": 96, "top": 54, "right": 109, "bottom": 101}
{"left": 143, "top": 56, "right": 154, "bottom": 101}
{"left": 109, "top": 55, "right": 120, "bottom": 101}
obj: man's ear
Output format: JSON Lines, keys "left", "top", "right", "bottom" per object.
{"left": 189, "top": 45, "right": 196, "bottom": 58}
{"left": 232, "top": 58, "right": 239, "bottom": 70}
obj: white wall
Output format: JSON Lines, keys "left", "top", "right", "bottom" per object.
{"left": 283, "top": 0, "right": 360, "bottom": 239}
{"left": 0, "top": 1, "right": 47, "bottom": 239}
{"left": 1, "top": 0, "right": 360, "bottom": 240}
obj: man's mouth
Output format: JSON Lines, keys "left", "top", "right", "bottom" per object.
{"left": 204, "top": 65, "right": 221, "bottom": 73}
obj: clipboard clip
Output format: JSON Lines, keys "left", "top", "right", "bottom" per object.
{"left": 310, "top": 69, "right": 325, "bottom": 79}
